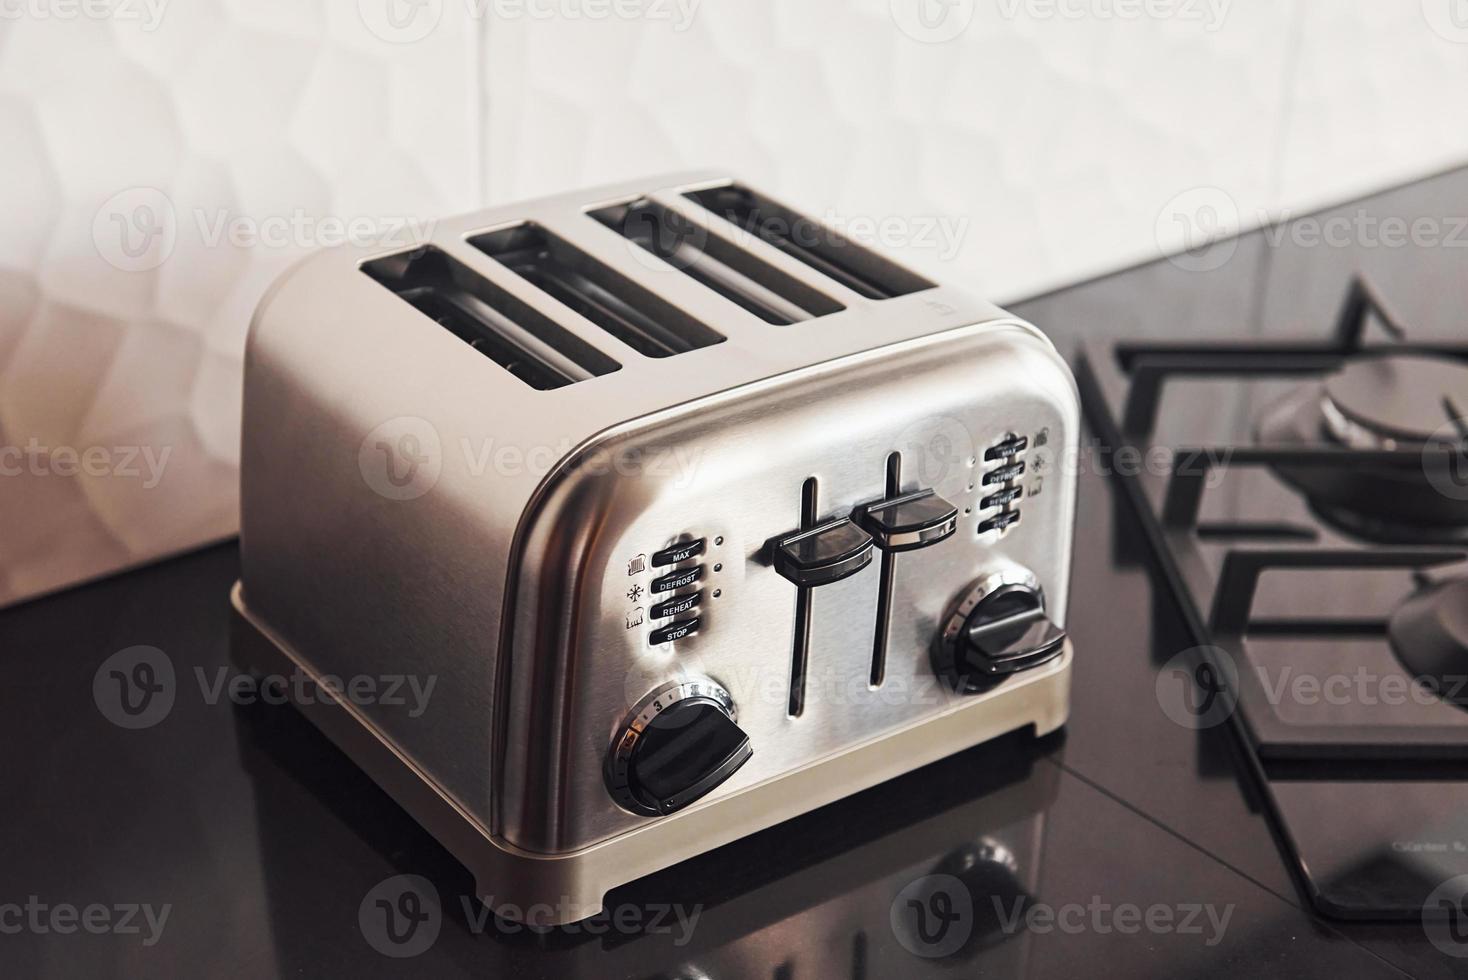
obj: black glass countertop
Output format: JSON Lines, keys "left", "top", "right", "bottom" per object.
{"left": 7, "top": 166, "right": 1468, "bottom": 978}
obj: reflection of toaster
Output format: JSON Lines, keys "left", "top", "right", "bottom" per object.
{"left": 230, "top": 173, "right": 1078, "bottom": 924}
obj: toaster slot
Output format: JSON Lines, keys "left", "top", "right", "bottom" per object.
{"left": 789, "top": 478, "right": 819, "bottom": 717}
{"left": 589, "top": 200, "right": 844, "bottom": 325}
{"left": 362, "top": 246, "right": 619, "bottom": 390}
{"left": 685, "top": 183, "right": 936, "bottom": 301}
{"left": 470, "top": 223, "right": 724, "bottom": 358}
{"left": 868, "top": 453, "right": 902, "bottom": 687}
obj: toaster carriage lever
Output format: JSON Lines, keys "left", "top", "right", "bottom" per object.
{"left": 769, "top": 518, "right": 874, "bottom": 588}
{"left": 853, "top": 488, "right": 959, "bottom": 552}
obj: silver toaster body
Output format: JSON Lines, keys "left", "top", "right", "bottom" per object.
{"left": 232, "top": 173, "right": 1079, "bottom": 924}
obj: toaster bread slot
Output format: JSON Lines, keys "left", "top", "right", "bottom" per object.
{"left": 789, "top": 478, "right": 819, "bottom": 717}
{"left": 590, "top": 199, "right": 843, "bottom": 325}
{"left": 869, "top": 453, "right": 902, "bottom": 687}
{"left": 685, "top": 183, "right": 935, "bottom": 301}
{"left": 362, "top": 246, "right": 619, "bottom": 390}
{"left": 470, "top": 223, "right": 723, "bottom": 358}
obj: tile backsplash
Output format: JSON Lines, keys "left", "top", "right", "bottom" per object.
{"left": 1, "top": 0, "right": 1465, "bottom": 606}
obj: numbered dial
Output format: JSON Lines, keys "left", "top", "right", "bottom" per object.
{"left": 936, "top": 566, "right": 1068, "bottom": 693}
{"left": 605, "top": 678, "right": 752, "bottom": 817}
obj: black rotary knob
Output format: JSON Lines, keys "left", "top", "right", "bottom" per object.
{"left": 606, "top": 678, "right": 752, "bottom": 817}
{"left": 936, "top": 569, "right": 1067, "bottom": 693}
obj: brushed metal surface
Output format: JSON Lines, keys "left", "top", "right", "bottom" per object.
{"left": 238, "top": 172, "right": 1078, "bottom": 861}
{"left": 502, "top": 322, "right": 1078, "bottom": 852}
{"left": 232, "top": 581, "right": 1071, "bottom": 925}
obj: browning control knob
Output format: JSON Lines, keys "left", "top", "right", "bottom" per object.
{"left": 605, "top": 678, "right": 752, "bottom": 817}
{"left": 935, "top": 567, "right": 1067, "bottom": 693}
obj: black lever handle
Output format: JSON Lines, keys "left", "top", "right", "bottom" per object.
{"left": 854, "top": 488, "right": 958, "bottom": 552}
{"left": 770, "top": 518, "right": 874, "bottom": 587}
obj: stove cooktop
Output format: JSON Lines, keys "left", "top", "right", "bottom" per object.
{"left": 1081, "top": 263, "right": 1468, "bottom": 921}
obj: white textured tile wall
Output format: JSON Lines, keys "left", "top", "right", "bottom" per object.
{"left": 0, "top": 1, "right": 480, "bottom": 606}
{"left": 482, "top": 0, "right": 1297, "bottom": 300}
{"left": 2, "top": 0, "right": 1467, "bottom": 607}
{"left": 1279, "top": 1, "right": 1468, "bottom": 211}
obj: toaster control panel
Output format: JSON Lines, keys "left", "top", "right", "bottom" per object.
{"left": 976, "top": 431, "right": 1041, "bottom": 538}
{"left": 628, "top": 535, "right": 715, "bottom": 647}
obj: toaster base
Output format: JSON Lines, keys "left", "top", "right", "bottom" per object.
{"left": 230, "top": 581, "right": 1071, "bottom": 926}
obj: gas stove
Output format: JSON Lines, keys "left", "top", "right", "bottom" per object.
{"left": 1081, "top": 273, "right": 1468, "bottom": 919}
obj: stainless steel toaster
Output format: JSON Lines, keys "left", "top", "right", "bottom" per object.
{"left": 230, "top": 173, "right": 1079, "bottom": 925}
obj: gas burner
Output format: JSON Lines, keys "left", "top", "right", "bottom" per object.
{"left": 1321, "top": 353, "right": 1468, "bottom": 450}
{"left": 1390, "top": 579, "right": 1468, "bottom": 708}
{"left": 1257, "top": 351, "right": 1468, "bottom": 543}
